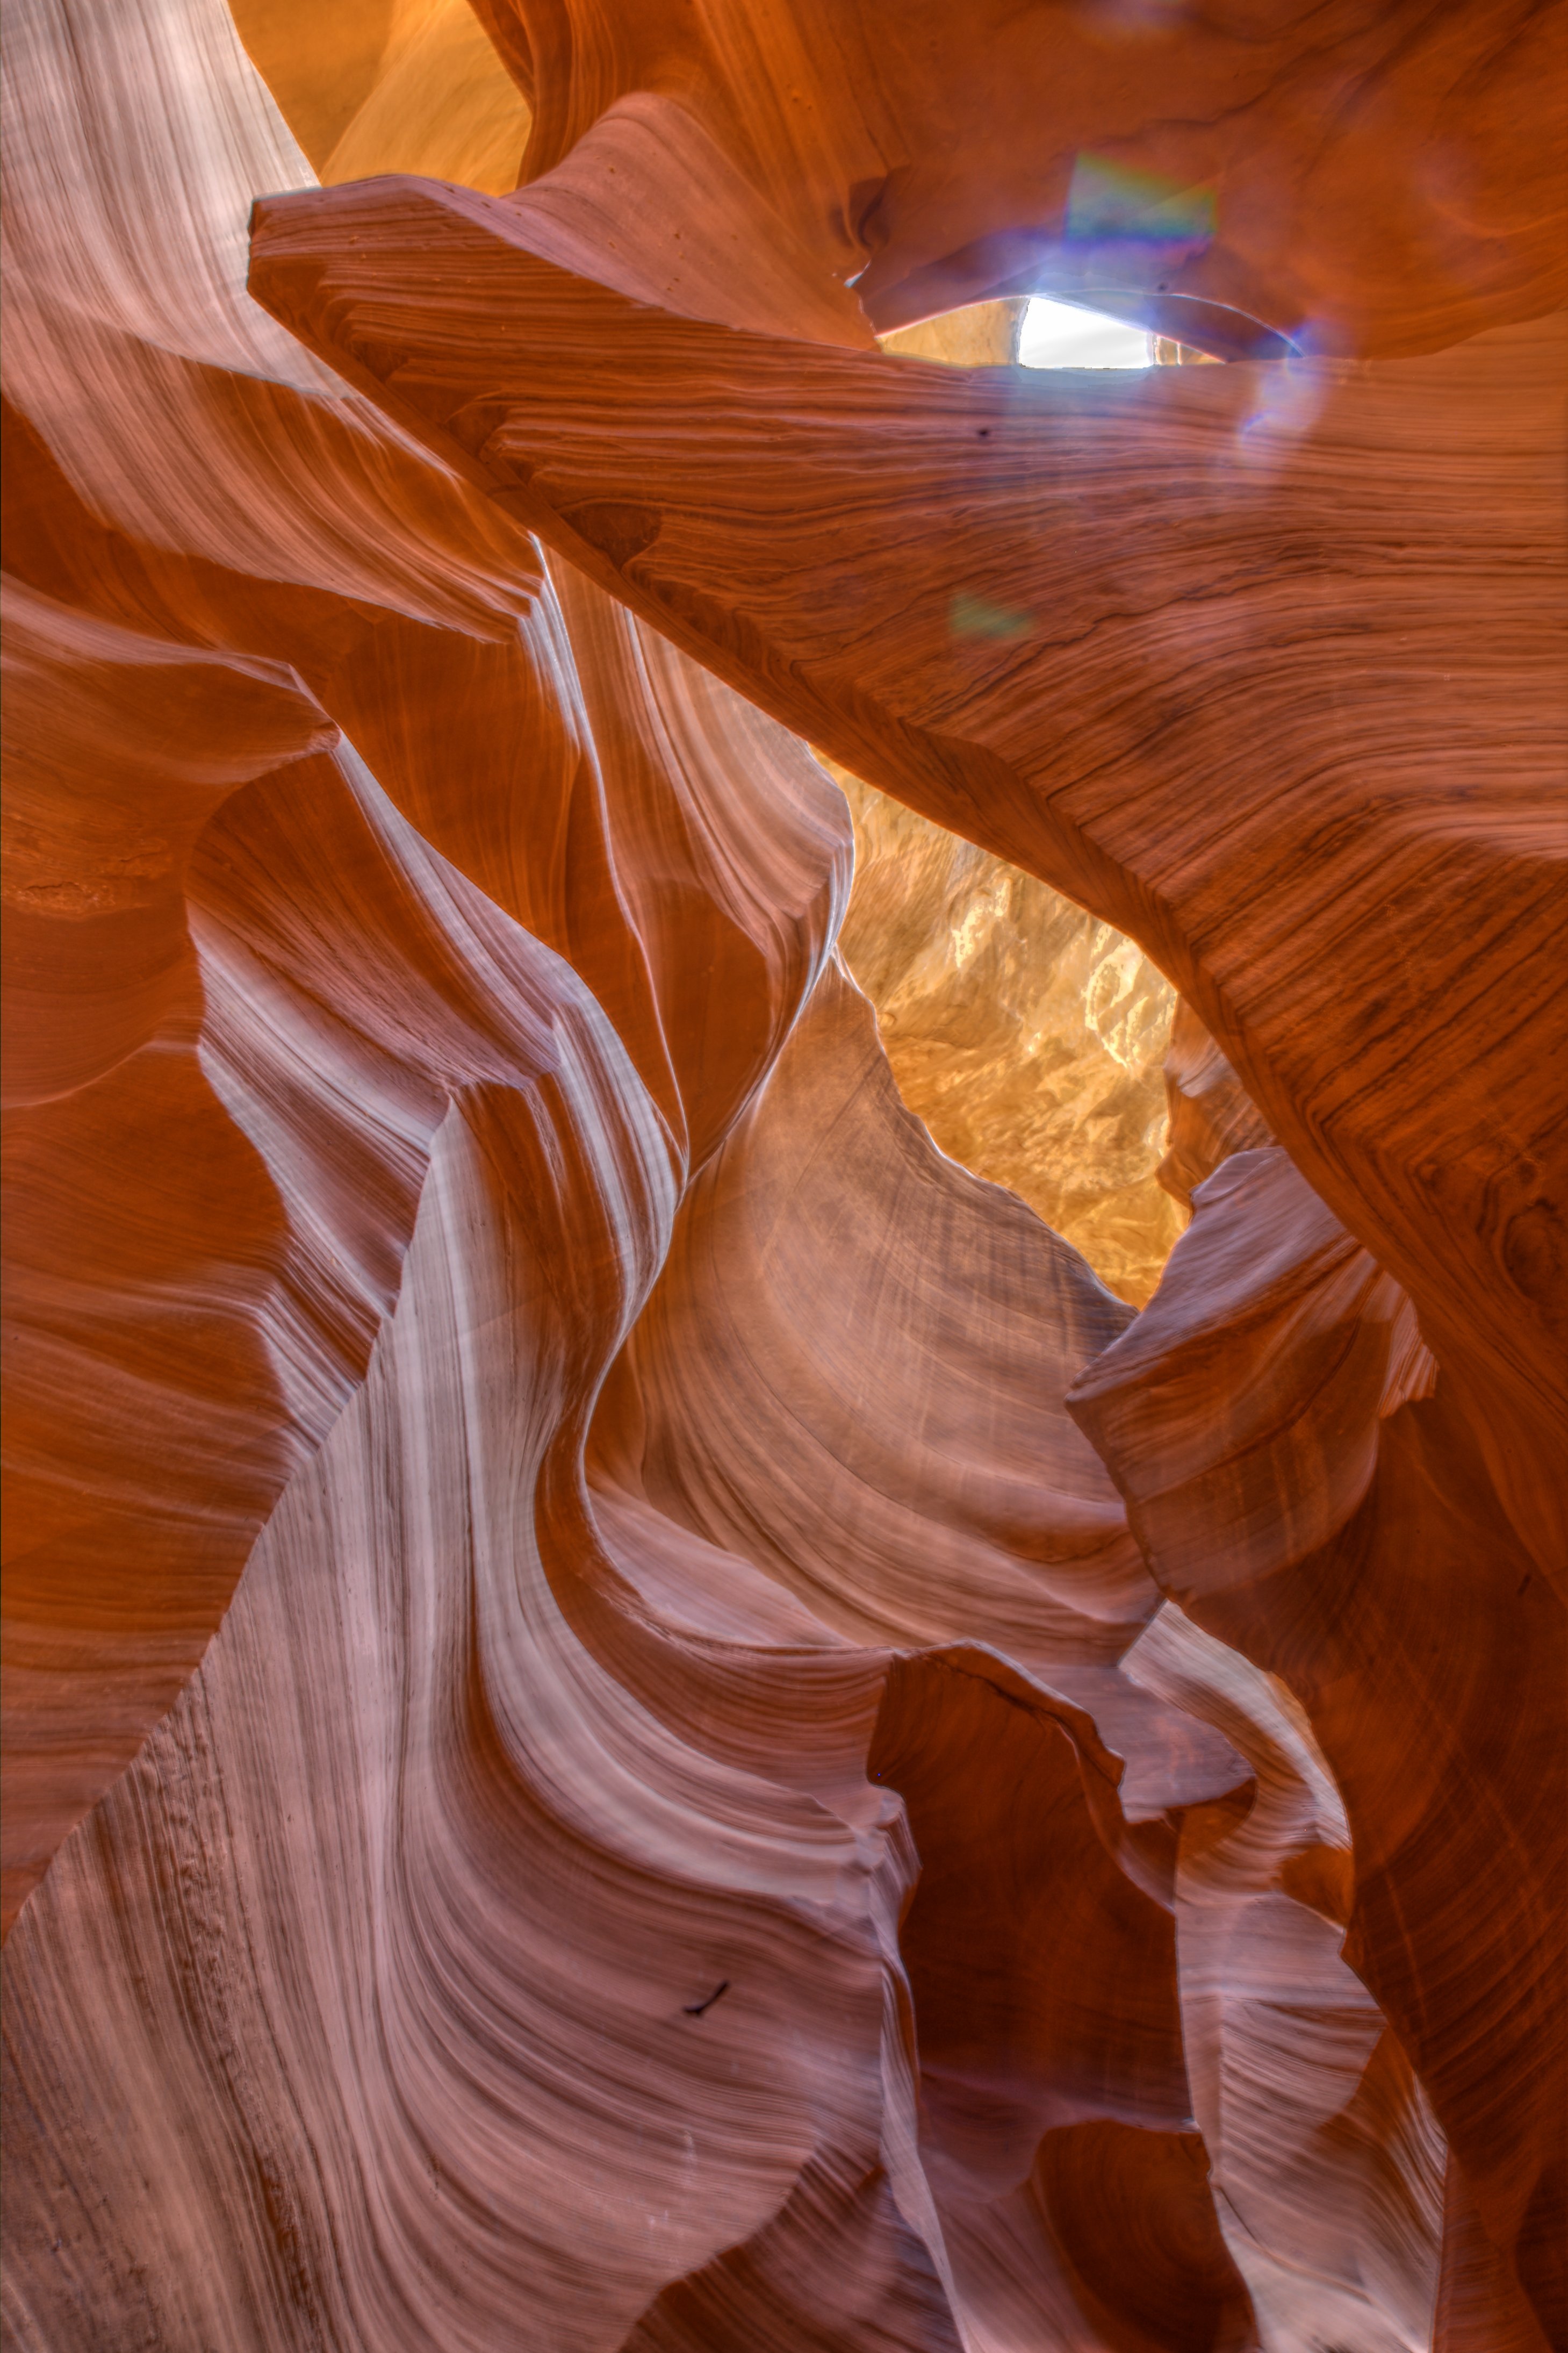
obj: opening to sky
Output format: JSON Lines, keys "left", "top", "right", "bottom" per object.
{"left": 1018, "top": 298, "right": 1150, "bottom": 368}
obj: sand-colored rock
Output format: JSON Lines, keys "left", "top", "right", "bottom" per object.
{"left": 248, "top": 171, "right": 1567, "bottom": 1580}
{"left": 3, "top": 1, "right": 1563, "bottom": 2345}
{"left": 835, "top": 767, "right": 1181, "bottom": 1305}
{"left": 231, "top": 0, "right": 530, "bottom": 190}
{"left": 1157, "top": 994, "right": 1273, "bottom": 1214}
{"left": 878, "top": 299, "right": 1025, "bottom": 369}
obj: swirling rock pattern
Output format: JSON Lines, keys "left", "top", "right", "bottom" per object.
{"left": 467, "top": 0, "right": 1568, "bottom": 354}
{"left": 246, "top": 166, "right": 1568, "bottom": 1580}
{"left": 3, "top": 3, "right": 1563, "bottom": 2350}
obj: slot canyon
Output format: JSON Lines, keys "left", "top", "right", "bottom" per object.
{"left": 2, "top": 2, "right": 1565, "bottom": 2347}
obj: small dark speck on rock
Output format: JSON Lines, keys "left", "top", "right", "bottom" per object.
{"left": 682, "top": 1979, "right": 730, "bottom": 2018}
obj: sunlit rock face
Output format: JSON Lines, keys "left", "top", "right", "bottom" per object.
{"left": 877, "top": 298, "right": 1026, "bottom": 369}
{"left": 4, "top": 3, "right": 1564, "bottom": 2349}
{"left": 837, "top": 769, "right": 1181, "bottom": 1305}
{"left": 843, "top": 305, "right": 1183, "bottom": 1308}
{"left": 229, "top": 0, "right": 530, "bottom": 189}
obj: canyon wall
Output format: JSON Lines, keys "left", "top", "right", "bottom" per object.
{"left": 833, "top": 770, "right": 1181, "bottom": 1309}
{"left": 3, "top": 3, "right": 1564, "bottom": 2349}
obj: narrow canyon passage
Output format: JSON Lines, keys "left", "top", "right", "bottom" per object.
{"left": 3, "top": 5, "right": 1563, "bottom": 2351}
{"left": 836, "top": 764, "right": 1182, "bottom": 1309}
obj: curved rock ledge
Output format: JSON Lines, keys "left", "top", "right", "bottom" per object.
{"left": 3, "top": 3, "right": 1563, "bottom": 2348}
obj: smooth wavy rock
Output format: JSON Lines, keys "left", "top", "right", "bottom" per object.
{"left": 232, "top": 0, "right": 531, "bottom": 191}
{"left": 2, "top": 0, "right": 550, "bottom": 1921}
{"left": 1069, "top": 1148, "right": 1563, "bottom": 2347}
{"left": 4, "top": 1, "right": 1562, "bottom": 2346}
{"left": 248, "top": 173, "right": 1568, "bottom": 1579}
{"left": 2, "top": 15, "right": 1255, "bottom": 2348}
{"left": 470, "top": 0, "right": 1567, "bottom": 354}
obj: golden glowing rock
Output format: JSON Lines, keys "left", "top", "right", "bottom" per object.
{"left": 834, "top": 768, "right": 1182, "bottom": 1305}
{"left": 862, "top": 298, "right": 1179, "bottom": 1305}
{"left": 877, "top": 299, "right": 1025, "bottom": 368}
{"left": 7, "top": 6, "right": 1565, "bottom": 2344}
{"left": 231, "top": 0, "right": 530, "bottom": 192}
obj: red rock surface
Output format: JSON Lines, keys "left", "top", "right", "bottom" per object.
{"left": 3, "top": 3, "right": 1563, "bottom": 2349}
{"left": 469, "top": 0, "right": 1568, "bottom": 355}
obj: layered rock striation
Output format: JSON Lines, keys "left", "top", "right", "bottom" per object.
{"left": 3, "top": 4, "right": 1564, "bottom": 2350}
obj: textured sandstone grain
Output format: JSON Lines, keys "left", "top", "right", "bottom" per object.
{"left": 248, "top": 173, "right": 1567, "bottom": 1581}
{"left": 834, "top": 767, "right": 1182, "bottom": 1306}
{"left": 3, "top": 2, "right": 1563, "bottom": 2347}
{"left": 470, "top": 0, "right": 1568, "bottom": 355}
